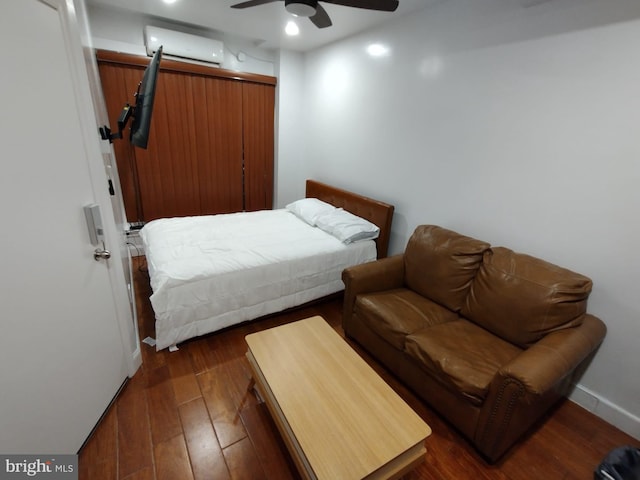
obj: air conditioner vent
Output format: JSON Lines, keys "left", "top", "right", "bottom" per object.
{"left": 144, "top": 26, "right": 224, "bottom": 65}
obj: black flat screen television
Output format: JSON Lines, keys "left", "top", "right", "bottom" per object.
{"left": 101, "top": 46, "right": 163, "bottom": 149}
{"left": 130, "top": 46, "right": 163, "bottom": 148}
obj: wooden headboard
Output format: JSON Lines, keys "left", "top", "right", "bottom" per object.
{"left": 305, "top": 180, "right": 394, "bottom": 258}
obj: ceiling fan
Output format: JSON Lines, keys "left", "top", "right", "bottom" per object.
{"left": 230, "top": 0, "right": 399, "bottom": 29}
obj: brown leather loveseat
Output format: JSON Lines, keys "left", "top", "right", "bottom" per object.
{"left": 342, "top": 225, "right": 606, "bottom": 462}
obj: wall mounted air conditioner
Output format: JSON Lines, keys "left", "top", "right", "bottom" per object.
{"left": 144, "top": 26, "right": 224, "bottom": 65}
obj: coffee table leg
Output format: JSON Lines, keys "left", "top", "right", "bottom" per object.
{"left": 247, "top": 375, "right": 265, "bottom": 403}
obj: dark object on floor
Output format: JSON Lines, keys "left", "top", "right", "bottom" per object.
{"left": 595, "top": 445, "right": 640, "bottom": 480}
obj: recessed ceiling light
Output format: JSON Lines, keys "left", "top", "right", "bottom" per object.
{"left": 285, "top": 21, "right": 300, "bottom": 36}
{"left": 366, "top": 43, "right": 390, "bottom": 57}
{"left": 163, "top": 0, "right": 179, "bottom": 4}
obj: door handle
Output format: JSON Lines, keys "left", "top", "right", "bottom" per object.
{"left": 94, "top": 248, "right": 111, "bottom": 261}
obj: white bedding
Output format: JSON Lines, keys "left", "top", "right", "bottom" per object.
{"left": 140, "top": 209, "right": 376, "bottom": 350}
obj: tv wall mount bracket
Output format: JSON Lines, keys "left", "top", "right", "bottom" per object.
{"left": 99, "top": 103, "right": 134, "bottom": 143}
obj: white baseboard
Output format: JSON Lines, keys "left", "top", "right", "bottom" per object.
{"left": 569, "top": 384, "right": 640, "bottom": 440}
{"left": 130, "top": 346, "right": 142, "bottom": 376}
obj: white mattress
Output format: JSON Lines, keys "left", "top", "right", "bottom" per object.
{"left": 140, "top": 209, "right": 376, "bottom": 350}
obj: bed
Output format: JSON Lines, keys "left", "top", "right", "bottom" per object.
{"left": 140, "top": 180, "right": 394, "bottom": 351}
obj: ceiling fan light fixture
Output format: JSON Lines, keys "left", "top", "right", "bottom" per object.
{"left": 285, "top": 20, "right": 300, "bottom": 36}
{"left": 231, "top": 0, "right": 398, "bottom": 30}
{"left": 285, "top": 0, "right": 317, "bottom": 18}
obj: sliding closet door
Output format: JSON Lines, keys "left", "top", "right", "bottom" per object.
{"left": 136, "top": 71, "right": 244, "bottom": 220}
{"left": 136, "top": 69, "right": 203, "bottom": 219}
{"left": 98, "top": 62, "right": 144, "bottom": 221}
{"left": 243, "top": 82, "right": 275, "bottom": 212}
{"left": 98, "top": 51, "right": 276, "bottom": 221}
{"left": 192, "top": 76, "right": 244, "bottom": 215}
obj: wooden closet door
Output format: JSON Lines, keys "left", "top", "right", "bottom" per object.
{"left": 98, "top": 62, "right": 145, "bottom": 221}
{"left": 193, "top": 76, "right": 244, "bottom": 215}
{"left": 243, "top": 82, "right": 275, "bottom": 211}
{"left": 135, "top": 69, "right": 202, "bottom": 220}
{"left": 99, "top": 64, "right": 244, "bottom": 220}
{"left": 98, "top": 51, "right": 275, "bottom": 221}
{"left": 136, "top": 72, "right": 244, "bottom": 220}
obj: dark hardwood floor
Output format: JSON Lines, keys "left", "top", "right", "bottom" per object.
{"left": 78, "top": 256, "right": 636, "bottom": 479}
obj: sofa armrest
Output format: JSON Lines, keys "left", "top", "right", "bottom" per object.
{"left": 342, "top": 254, "right": 405, "bottom": 328}
{"left": 474, "top": 314, "right": 606, "bottom": 462}
{"left": 498, "top": 313, "right": 606, "bottom": 394}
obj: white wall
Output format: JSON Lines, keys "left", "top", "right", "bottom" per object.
{"left": 273, "top": 49, "right": 307, "bottom": 207}
{"left": 292, "top": 0, "right": 640, "bottom": 438}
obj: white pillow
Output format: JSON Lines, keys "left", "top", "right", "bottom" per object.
{"left": 315, "top": 208, "right": 380, "bottom": 244}
{"left": 285, "top": 198, "right": 337, "bottom": 226}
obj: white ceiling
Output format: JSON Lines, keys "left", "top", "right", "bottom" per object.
{"left": 85, "top": 0, "right": 438, "bottom": 52}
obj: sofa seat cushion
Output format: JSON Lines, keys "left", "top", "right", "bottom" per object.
{"left": 355, "top": 288, "right": 458, "bottom": 350}
{"left": 462, "top": 247, "right": 593, "bottom": 348}
{"left": 405, "top": 320, "right": 522, "bottom": 405}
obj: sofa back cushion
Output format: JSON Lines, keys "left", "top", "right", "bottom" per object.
{"left": 462, "top": 247, "right": 592, "bottom": 348}
{"left": 404, "top": 225, "right": 490, "bottom": 312}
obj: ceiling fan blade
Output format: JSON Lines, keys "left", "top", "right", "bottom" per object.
{"left": 310, "top": 3, "right": 332, "bottom": 28}
{"left": 230, "top": 0, "right": 281, "bottom": 8}
{"left": 322, "top": 0, "right": 398, "bottom": 12}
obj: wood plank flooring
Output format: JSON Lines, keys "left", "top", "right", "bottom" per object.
{"left": 78, "top": 256, "right": 637, "bottom": 479}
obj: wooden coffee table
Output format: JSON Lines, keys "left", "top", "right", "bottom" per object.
{"left": 245, "top": 316, "right": 431, "bottom": 480}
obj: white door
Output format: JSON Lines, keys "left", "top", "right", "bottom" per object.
{"left": 0, "top": 0, "right": 131, "bottom": 453}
